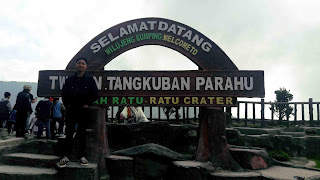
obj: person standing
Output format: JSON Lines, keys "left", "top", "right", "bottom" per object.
{"left": 15, "top": 85, "right": 33, "bottom": 137}
{"left": 0, "top": 92, "right": 13, "bottom": 128}
{"left": 51, "top": 97, "right": 65, "bottom": 139}
{"left": 25, "top": 88, "right": 37, "bottom": 134}
{"left": 58, "top": 57, "right": 98, "bottom": 168}
{"left": 35, "top": 97, "right": 53, "bottom": 139}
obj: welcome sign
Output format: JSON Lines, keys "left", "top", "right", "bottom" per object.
{"left": 91, "top": 21, "right": 211, "bottom": 55}
{"left": 38, "top": 70, "right": 264, "bottom": 107}
{"left": 38, "top": 18, "right": 265, "bottom": 107}
{"left": 66, "top": 18, "right": 238, "bottom": 71}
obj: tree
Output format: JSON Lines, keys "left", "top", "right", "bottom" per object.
{"left": 270, "top": 87, "right": 293, "bottom": 121}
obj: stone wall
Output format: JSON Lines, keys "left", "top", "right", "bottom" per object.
{"left": 107, "top": 122, "right": 198, "bottom": 155}
{"left": 106, "top": 123, "right": 320, "bottom": 159}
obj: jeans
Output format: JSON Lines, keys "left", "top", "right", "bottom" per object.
{"left": 37, "top": 119, "right": 50, "bottom": 139}
{"left": 7, "top": 121, "right": 15, "bottom": 134}
{"left": 50, "top": 118, "right": 64, "bottom": 139}
{"left": 25, "top": 115, "right": 31, "bottom": 132}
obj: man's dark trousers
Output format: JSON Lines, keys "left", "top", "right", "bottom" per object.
{"left": 64, "top": 106, "right": 89, "bottom": 158}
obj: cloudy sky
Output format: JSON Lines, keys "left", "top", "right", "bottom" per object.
{"left": 1, "top": 0, "right": 320, "bottom": 102}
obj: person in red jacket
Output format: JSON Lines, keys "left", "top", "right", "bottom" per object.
{"left": 58, "top": 57, "right": 98, "bottom": 168}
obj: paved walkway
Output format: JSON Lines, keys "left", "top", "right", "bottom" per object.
{"left": 259, "top": 166, "right": 320, "bottom": 179}
{"left": 211, "top": 166, "right": 320, "bottom": 180}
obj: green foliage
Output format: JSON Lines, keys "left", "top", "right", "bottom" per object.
{"left": 248, "top": 124, "right": 261, "bottom": 128}
{"left": 310, "top": 158, "right": 320, "bottom": 169}
{"left": 270, "top": 87, "right": 293, "bottom": 121}
{"left": 305, "top": 128, "right": 318, "bottom": 135}
{"left": 269, "top": 150, "right": 290, "bottom": 161}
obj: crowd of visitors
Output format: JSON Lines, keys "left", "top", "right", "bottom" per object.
{"left": 0, "top": 87, "right": 66, "bottom": 140}
{"left": 0, "top": 57, "right": 98, "bottom": 168}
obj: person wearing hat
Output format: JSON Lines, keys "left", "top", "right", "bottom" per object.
{"left": 23, "top": 85, "right": 37, "bottom": 134}
{"left": 58, "top": 57, "right": 98, "bottom": 168}
{"left": 15, "top": 85, "right": 33, "bottom": 137}
{"left": 0, "top": 92, "right": 13, "bottom": 128}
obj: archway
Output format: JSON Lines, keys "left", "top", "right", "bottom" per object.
{"left": 38, "top": 17, "right": 264, "bottom": 173}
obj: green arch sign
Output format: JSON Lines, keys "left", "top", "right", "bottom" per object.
{"left": 66, "top": 17, "right": 238, "bottom": 71}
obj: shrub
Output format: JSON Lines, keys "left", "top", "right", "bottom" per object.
{"left": 269, "top": 150, "right": 290, "bottom": 161}
{"left": 305, "top": 129, "right": 318, "bottom": 135}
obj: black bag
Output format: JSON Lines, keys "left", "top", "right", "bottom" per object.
{"left": 0, "top": 100, "right": 10, "bottom": 120}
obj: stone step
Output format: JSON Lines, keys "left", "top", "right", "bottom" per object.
{"left": 0, "top": 128, "right": 8, "bottom": 139}
{"left": 2, "top": 153, "right": 60, "bottom": 168}
{"left": 105, "top": 155, "right": 134, "bottom": 180}
{"left": 0, "top": 165, "right": 57, "bottom": 180}
{"left": 229, "top": 147, "right": 272, "bottom": 170}
{"left": 0, "top": 137, "right": 27, "bottom": 148}
{"left": 170, "top": 160, "right": 215, "bottom": 179}
{"left": 210, "top": 171, "right": 262, "bottom": 180}
{"left": 280, "top": 132, "right": 306, "bottom": 137}
{"left": 55, "top": 161, "right": 99, "bottom": 180}
{"left": 16, "top": 139, "right": 56, "bottom": 155}
{"left": 234, "top": 127, "right": 281, "bottom": 135}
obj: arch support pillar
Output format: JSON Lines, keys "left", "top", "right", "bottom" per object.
{"left": 195, "top": 107, "right": 242, "bottom": 171}
{"left": 86, "top": 107, "right": 111, "bottom": 177}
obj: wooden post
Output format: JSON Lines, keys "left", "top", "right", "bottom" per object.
{"left": 106, "top": 107, "right": 109, "bottom": 123}
{"left": 271, "top": 104, "right": 274, "bottom": 125}
{"left": 317, "top": 103, "right": 320, "bottom": 125}
{"left": 279, "top": 106, "right": 282, "bottom": 124}
{"left": 237, "top": 103, "right": 240, "bottom": 123}
{"left": 226, "top": 107, "right": 232, "bottom": 127}
{"left": 187, "top": 107, "right": 190, "bottom": 123}
{"left": 286, "top": 107, "right": 289, "bottom": 128}
{"left": 245, "top": 102, "right": 248, "bottom": 126}
{"left": 309, "top": 98, "right": 314, "bottom": 127}
{"left": 302, "top": 104, "right": 305, "bottom": 125}
{"left": 183, "top": 107, "right": 186, "bottom": 124}
{"left": 253, "top": 103, "right": 256, "bottom": 124}
{"left": 111, "top": 106, "right": 114, "bottom": 122}
{"left": 194, "top": 107, "right": 197, "bottom": 122}
{"left": 158, "top": 107, "right": 161, "bottom": 120}
{"left": 261, "top": 99, "right": 265, "bottom": 128}
{"left": 294, "top": 104, "right": 297, "bottom": 125}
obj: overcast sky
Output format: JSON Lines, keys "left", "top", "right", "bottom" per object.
{"left": 1, "top": 0, "right": 320, "bottom": 102}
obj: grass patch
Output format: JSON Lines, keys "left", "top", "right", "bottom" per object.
{"left": 269, "top": 150, "right": 290, "bottom": 161}
{"left": 248, "top": 124, "right": 261, "bottom": 128}
{"left": 310, "top": 158, "right": 320, "bottom": 169}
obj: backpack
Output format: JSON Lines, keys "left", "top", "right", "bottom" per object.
{"left": 52, "top": 101, "right": 65, "bottom": 119}
{"left": 0, "top": 100, "right": 10, "bottom": 120}
{"left": 36, "top": 100, "right": 53, "bottom": 120}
